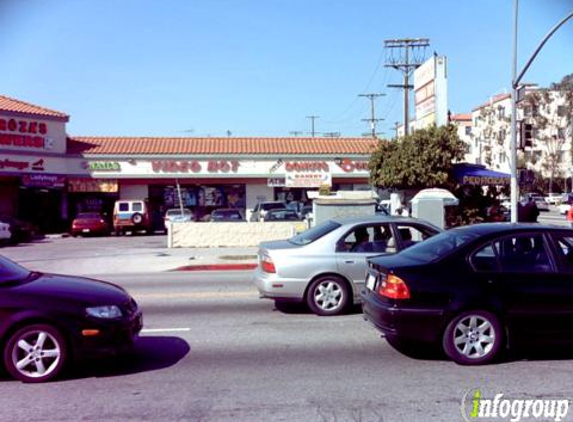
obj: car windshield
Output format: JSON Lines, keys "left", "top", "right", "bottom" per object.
{"left": 398, "top": 229, "right": 480, "bottom": 262}
{"left": 0, "top": 255, "right": 31, "bottom": 282}
{"left": 262, "top": 203, "right": 285, "bottom": 211}
{"left": 289, "top": 220, "right": 341, "bottom": 246}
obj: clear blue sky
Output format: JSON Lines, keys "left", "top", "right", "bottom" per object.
{"left": 0, "top": 0, "right": 571, "bottom": 138}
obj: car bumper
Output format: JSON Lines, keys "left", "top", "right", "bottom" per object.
{"left": 252, "top": 267, "right": 308, "bottom": 301}
{"left": 72, "top": 312, "right": 143, "bottom": 358}
{"left": 361, "top": 290, "right": 445, "bottom": 343}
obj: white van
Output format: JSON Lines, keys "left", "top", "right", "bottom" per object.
{"left": 113, "top": 200, "right": 153, "bottom": 235}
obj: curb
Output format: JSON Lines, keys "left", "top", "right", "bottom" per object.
{"left": 171, "top": 263, "right": 258, "bottom": 271}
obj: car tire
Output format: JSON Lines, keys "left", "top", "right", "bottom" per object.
{"left": 3, "top": 324, "right": 68, "bottom": 383}
{"left": 306, "top": 275, "right": 349, "bottom": 316}
{"left": 131, "top": 213, "right": 143, "bottom": 225}
{"left": 442, "top": 310, "right": 503, "bottom": 365}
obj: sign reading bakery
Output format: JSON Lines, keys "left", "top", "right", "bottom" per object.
{"left": 0, "top": 114, "right": 67, "bottom": 154}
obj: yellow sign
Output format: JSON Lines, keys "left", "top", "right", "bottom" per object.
{"left": 68, "top": 178, "right": 118, "bottom": 193}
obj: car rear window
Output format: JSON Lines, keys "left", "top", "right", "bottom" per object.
{"left": 133, "top": 202, "right": 143, "bottom": 212}
{"left": 289, "top": 220, "right": 341, "bottom": 246}
{"left": 398, "top": 230, "right": 479, "bottom": 262}
{"left": 77, "top": 213, "right": 101, "bottom": 219}
{"left": 118, "top": 203, "right": 129, "bottom": 212}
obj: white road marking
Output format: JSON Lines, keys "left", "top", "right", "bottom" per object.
{"left": 141, "top": 328, "right": 191, "bottom": 333}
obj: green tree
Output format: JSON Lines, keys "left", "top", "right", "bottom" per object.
{"left": 368, "top": 125, "right": 467, "bottom": 189}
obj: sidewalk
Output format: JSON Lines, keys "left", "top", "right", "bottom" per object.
{"left": 0, "top": 235, "right": 259, "bottom": 275}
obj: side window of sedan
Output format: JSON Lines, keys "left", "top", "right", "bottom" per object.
{"left": 471, "top": 243, "right": 499, "bottom": 272}
{"left": 551, "top": 235, "right": 573, "bottom": 272}
{"left": 336, "top": 224, "right": 395, "bottom": 254}
{"left": 493, "top": 234, "right": 552, "bottom": 273}
{"left": 395, "top": 224, "right": 438, "bottom": 249}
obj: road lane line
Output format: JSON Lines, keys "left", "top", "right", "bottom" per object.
{"left": 141, "top": 328, "right": 191, "bottom": 333}
{"left": 134, "top": 290, "right": 256, "bottom": 300}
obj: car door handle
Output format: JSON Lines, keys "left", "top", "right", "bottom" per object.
{"left": 345, "top": 260, "right": 355, "bottom": 264}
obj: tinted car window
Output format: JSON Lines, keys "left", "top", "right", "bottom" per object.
{"left": 289, "top": 220, "right": 341, "bottom": 246}
{"left": 399, "top": 230, "right": 479, "bottom": 262}
{"left": 118, "top": 203, "right": 129, "bottom": 212}
{"left": 0, "top": 255, "right": 30, "bottom": 282}
{"left": 553, "top": 235, "right": 573, "bottom": 272}
{"left": 395, "top": 224, "right": 438, "bottom": 249}
{"left": 262, "top": 203, "right": 287, "bottom": 211}
{"left": 471, "top": 243, "right": 499, "bottom": 272}
{"left": 493, "top": 234, "right": 552, "bottom": 273}
{"left": 132, "top": 202, "right": 143, "bottom": 212}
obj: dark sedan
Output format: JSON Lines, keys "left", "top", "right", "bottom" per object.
{"left": 0, "top": 255, "right": 142, "bottom": 382}
{"left": 362, "top": 223, "right": 573, "bottom": 365}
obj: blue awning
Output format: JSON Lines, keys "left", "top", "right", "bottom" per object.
{"left": 452, "top": 163, "right": 510, "bottom": 186}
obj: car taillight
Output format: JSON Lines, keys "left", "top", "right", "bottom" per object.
{"left": 377, "top": 274, "right": 410, "bottom": 299}
{"left": 260, "top": 255, "right": 276, "bottom": 273}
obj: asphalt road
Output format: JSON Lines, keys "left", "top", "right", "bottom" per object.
{"left": 1, "top": 271, "right": 573, "bottom": 422}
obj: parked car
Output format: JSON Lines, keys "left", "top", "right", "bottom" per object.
{"left": 558, "top": 193, "right": 573, "bottom": 215}
{"left": 544, "top": 193, "right": 562, "bottom": 205}
{"left": 113, "top": 200, "right": 153, "bottom": 235}
{"left": 164, "top": 208, "right": 194, "bottom": 224}
{"left": 0, "top": 222, "right": 11, "bottom": 243}
{"left": 209, "top": 209, "right": 244, "bottom": 222}
{"left": 0, "top": 214, "right": 37, "bottom": 244}
{"left": 253, "top": 215, "right": 441, "bottom": 316}
{"left": 250, "top": 201, "right": 287, "bottom": 222}
{"left": 523, "top": 193, "right": 549, "bottom": 212}
{"left": 362, "top": 223, "right": 573, "bottom": 365}
{"left": 71, "top": 212, "right": 109, "bottom": 237}
{"left": 0, "top": 254, "right": 142, "bottom": 382}
{"left": 263, "top": 209, "right": 300, "bottom": 222}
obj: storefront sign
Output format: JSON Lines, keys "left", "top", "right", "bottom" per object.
{"left": 0, "top": 118, "right": 53, "bottom": 150}
{"left": 267, "top": 177, "right": 286, "bottom": 187}
{"left": 285, "top": 161, "right": 329, "bottom": 172}
{"left": 285, "top": 172, "right": 332, "bottom": 188}
{"left": 68, "top": 178, "right": 118, "bottom": 193}
{"left": 86, "top": 161, "right": 121, "bottom": 171}
{"left": 0, "top": 158, "right": 45, "bottom": 171}
{"left": 337, "top": 159, "right": 369, "bottom": 173}
{"left": 152, "top": 160, "right": 240, "bottom": 174}
{"left": 22, "top": 174, "right": 65, "bottom": 188}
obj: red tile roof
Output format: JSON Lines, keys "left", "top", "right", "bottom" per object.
{"left": 67, "top": 136, "right": 378, "bottom": 156}
{"left": 450, "top": 113, "right": 472, "bottom": 121}
{"left": 0, "top": 95, "right": 69, "bottom": 121}
{"left": 472, "top": 93, "right": 512, "bottom": 112}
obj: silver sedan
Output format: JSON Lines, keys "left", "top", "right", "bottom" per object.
{"left": 253, "top": 215, "right": 442, "bottom": 316}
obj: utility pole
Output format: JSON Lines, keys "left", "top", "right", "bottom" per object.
{"left": 391, "top": 121, "right": 401, "bottom": 139}
{"left": 359, "top": 93, "right": 385, "bottom": 138}
{"left": 384, "top": 38, "right": 430, "bottom": 136}
{"left": 306, "top": 115, "right": 320, "bottom": 138}
{"left": 289, "top": 131, "right": 304, "bottom": 137}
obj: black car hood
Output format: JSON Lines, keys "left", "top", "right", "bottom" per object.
{"left": 11, "top": 273, "right": 130, "bottom": 306}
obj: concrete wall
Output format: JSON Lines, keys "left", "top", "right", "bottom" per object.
{"left": 120, "top": 184, "right": 149, "bottom": 200}
{"left": 169, "top": 221, "right": 302, "bottom": 248}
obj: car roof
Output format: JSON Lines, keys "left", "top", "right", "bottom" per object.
{"left": 331, "top": 215, "right": 429, "bottom": 225}
{"left": 448, "top": 222, "right": 572, "bottom": 236}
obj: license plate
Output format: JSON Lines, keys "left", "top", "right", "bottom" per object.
{"left": 82, "top": 229, "right": 90, "bottom": 233}
{"left": 365, "top": 273, "right": 377, "bottom": 290}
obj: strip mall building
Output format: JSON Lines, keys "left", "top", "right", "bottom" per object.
{"left": 0, "top": 95, "right": 376, "bottom": 233}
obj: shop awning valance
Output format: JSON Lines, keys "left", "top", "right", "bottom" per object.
{"left": 452, "top": 163, "right": 510, "bottom": 186}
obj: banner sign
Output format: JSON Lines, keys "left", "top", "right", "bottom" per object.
{"left": 22, "top": 174, "right": 65, "bottom": 188}
{"left": 285, "top": 172, "right": 332, "bottom": 188}
{"left": 68, "top": 178, "right": 118, "bottom": 193}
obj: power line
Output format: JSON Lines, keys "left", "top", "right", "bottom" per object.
{"left": 289, "top": 131, "right": 304, "bottom": 137}
{"left": 384, "top": 38, "right": 430, "bottom": 136}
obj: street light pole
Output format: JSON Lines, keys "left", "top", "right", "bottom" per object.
{"left": 510, "top": 1, "right": 573, "bottom": 222}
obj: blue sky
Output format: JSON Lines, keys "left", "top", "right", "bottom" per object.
{"left": 0, "top": 0, "right": 571, "bottom": 138}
